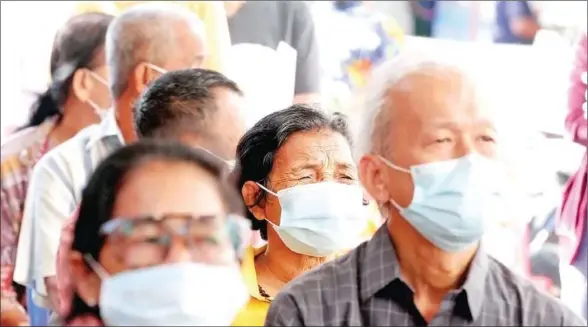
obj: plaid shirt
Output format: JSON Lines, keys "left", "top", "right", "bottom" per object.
{"left": 0, "top": 119, "right": 55, "bottom": 299}
{"left": 266, "top": 225, "right": 586, "bottom": 326}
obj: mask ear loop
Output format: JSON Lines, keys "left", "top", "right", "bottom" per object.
{"left": 377, "top": 155, "right": 410, "bottom": 212}
{"left": 86, "top": 70, "right": 110, "bottom": 119}
{"left": 255, "top": 183, "right": 280, "bottom": 229}
{"left": 82, "top": 253, "right": 109, "bottom": 307}
{"left": 83, "top": 253, "right": 109, "bottom": 280}
{"left": 144, "top": 62, "right": 168, "bottom": 74}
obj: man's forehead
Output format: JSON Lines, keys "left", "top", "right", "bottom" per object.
{"left": 384, "top": 67, "right": 484, "bottom": 121}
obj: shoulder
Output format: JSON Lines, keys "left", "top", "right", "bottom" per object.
{"left": 1, "top": 127, "right": 40, "bottom": 160}
{"left": 267, "top": 244, "right": 364, "bottom": 325}
{"left": 30, "top": 125, "right": 97, "bottom": 186}
{"left": 486, "top": 257, "right": 585, "bottom": 326}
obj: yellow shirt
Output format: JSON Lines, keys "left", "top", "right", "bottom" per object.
{"left": 232, "top": 208, "right": 381, "bottom": 326}
{"left": 74, "top": 1, "right": 231, "bottom": 74}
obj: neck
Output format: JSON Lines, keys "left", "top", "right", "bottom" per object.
{"left": 260, "top": 232, "right": 333, "bottom": 286}
{"left": 386, "top": 210, "right": 477, "bottom": 301}
{"left": 224, "top": 1, "right": 246, "bottom": 18}
{"left": 114, "top": 93, "right": 138, "bottom": 144}
{"left": 49, "top": 102, "right": 98, "bottom": 149}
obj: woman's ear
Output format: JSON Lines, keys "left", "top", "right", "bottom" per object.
{"left": 71, "top": 69, "right": 92, "bottom": 103}
{"left": 241, "top": 181, "right": 266, "bottom": 221}
{"left": 69, "top": 251, "right": 101, "bottom": 307}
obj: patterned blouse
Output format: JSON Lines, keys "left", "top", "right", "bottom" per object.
{"left": 0, "top": 119, "right": 55, "bottom": 298}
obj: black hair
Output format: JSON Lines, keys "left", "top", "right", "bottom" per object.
{"left": 134, "top": 68, "right": 242, "bottom": 139}
{"left": 235, "top": 104, "right": 352, "bottom": 240}
{"left": 66, "top": 140, "right": 244, "bottom": 322}
{"left": 22, "top": 12, "right": 113, "bottom": 129}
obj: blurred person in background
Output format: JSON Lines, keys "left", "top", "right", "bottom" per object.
{"left": 74, "top": 1, "right": 231, "bottom": 74}
{"left": 411, "top": 0, "right": 437, "bottom": 38}
{"left": 233, "top": 105, "right": 375, "bottom": 325}
{"left": 312, "top": 0, "right": 404, "bottom": 111}
{"left": 0, "top": 12, "right": 113, "bottom": 326}
{"left": 494, "top": 1, "right": 540, "bottom": 45}
{"left": 223, "top": 1, "right": 321, "bottom": 127}
{"left": 558, "top": 31, "right": 587, "bottom": 320}
{"left": 64, "top": 141, "right": 251, "bottom": 326}
{"left": 12, "top": 4, "right": 207, "bottom": 325}
{"left": 54, "top": 68, "right": 247, "bottom": 320}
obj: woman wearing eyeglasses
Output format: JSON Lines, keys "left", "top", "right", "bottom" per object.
{"left": 63, "top": 141, "right": 251, "bottom": 326}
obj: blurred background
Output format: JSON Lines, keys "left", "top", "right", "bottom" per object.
{"left": 1, "top": 0, "right": 586, "bottom": 297}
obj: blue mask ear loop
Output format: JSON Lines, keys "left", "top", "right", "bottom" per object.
{"left": 377, "top": 156, "right": 412, "bottom": 212}
{"left": 255, "top": 183, "right": 280, "bottom": 229}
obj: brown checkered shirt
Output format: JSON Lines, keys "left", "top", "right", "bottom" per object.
{"left": 265, "top": 225, "right": 586, "bottom": 326}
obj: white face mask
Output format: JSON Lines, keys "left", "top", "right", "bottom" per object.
{"left": 86, "top": 258, "right": 249, "bottom": 326}
{"left": 87, "top": 71, "right": 110, "bottom": 119}
{"left": 257, "top": 182, "right": 367, "bottom": 257}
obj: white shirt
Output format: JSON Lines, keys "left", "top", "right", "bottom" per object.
{"left": 13, "top": 111, "right": 124, "bottom": 308}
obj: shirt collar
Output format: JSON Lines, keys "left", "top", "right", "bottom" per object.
{"left": 359, "top": 225, "right": 488, "bottom": 321}
{"left": 241, "top": 245, "right": 272, "bottom": 302}
{"left": 85, "top": 110, "right": 124, "bottom": 150}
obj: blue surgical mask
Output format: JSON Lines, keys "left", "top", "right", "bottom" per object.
{"left": 257, "top": 182, "right": 367, "bottom": 257}
{"left": 379, "top": 154, "right": 505, "bottom": 252}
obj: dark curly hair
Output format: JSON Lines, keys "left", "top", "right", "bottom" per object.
{"left": 235, "top": 104, "right": 352, "bottom": 240}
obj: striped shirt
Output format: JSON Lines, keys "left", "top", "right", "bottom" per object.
{"left": 13, "top": 112, "right": 123, "bottom": 308}
{"left": 0, "top": 118, "right": 55, "bottom": 299}
{"left": 266, "top": 225, "right": 587, "bottom": 326}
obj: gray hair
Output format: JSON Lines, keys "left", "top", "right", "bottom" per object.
{"left": 105, "top": 3, "right": 205, "bottom": 98}
{"left": 353, "top": 50, "right": 476, "bottom": 160}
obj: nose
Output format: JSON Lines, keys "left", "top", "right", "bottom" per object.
{"left": 165, "top": 237, "right": 192, "bottom": 263}
{"left": 455, "top": 135, "right": 477, "bottom": 158}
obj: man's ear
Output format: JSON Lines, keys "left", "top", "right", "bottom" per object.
{"left": 71, "top": 68, "right": 92, "bottom": 103}
{"left": 359, "top": 154, "right": 391, "bottom": 204}
{"left": 241, "top": 181, "right": 267, "bottom": 221}
{"left": 132, "top": 62, "right": 161, "bottom": 95}
{"left": 69, "top": 251, "right": 101, "bottom": 307}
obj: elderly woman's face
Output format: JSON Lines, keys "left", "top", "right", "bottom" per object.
{"left": 97, "top": 160, "right": 238, "bottom": 274}
{"left": 263, "top": 129, "right": 358, "bottom": 226}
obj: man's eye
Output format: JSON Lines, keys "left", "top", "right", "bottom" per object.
{"left": 479, "top": 135, "right": 496, "bottom": 143}
{"left": 298, "top": 175, "right": 312, "bottom": 181}
{"left": 435, "top": 138, "right": 452, "bottom": 143}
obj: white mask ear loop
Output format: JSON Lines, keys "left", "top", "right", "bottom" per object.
{"left": 255, "top": 183, "right": 280, "bottom": 228}
{"left": 377, "top": 155, "right": 410, "bottom": 212}
{"left": 377, "top": 155, "right": 411, "bottom": 174}
{"left": 86, "top": 71, "right": 110, "bottom": 118}
{"left": 145, "top": 62, "right": 168, "bottom": 75}
{"left": 83, "top": 253, "right": 109, "bottom": 307}
{"left": 83, "top": 253, "right": 109, "bottom": 280}
{"left": 255, "top": 182, "right": 278, "bottom": 197}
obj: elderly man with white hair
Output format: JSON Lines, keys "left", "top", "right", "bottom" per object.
{"left": 13, "top": 4, "right": 207, "bottom": 324}
{"left": 264, "top": 54, "right": 587, "bottom": 326}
